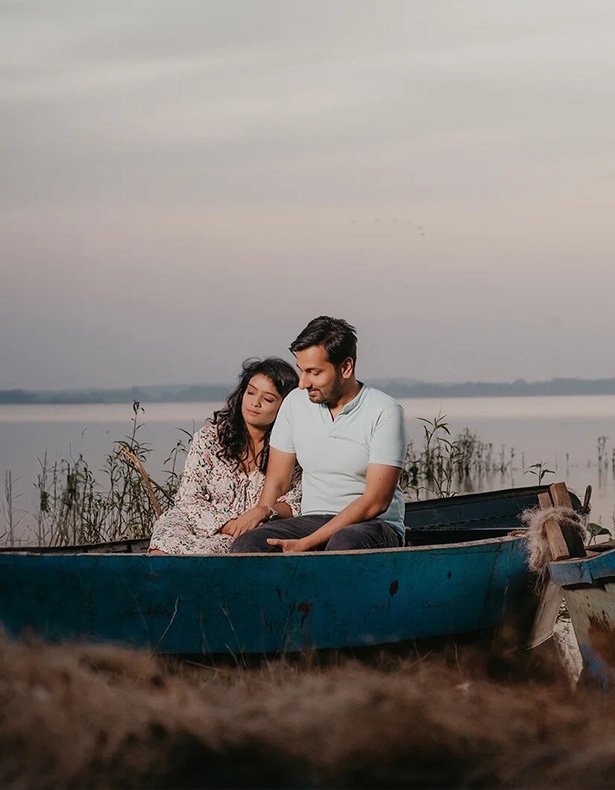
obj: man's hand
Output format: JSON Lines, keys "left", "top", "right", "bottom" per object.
{"left": 266, "top": 538, "right": 308, "bottom": 553}
{"left": 221, "top": 505, "right": 269, "bottom": 537}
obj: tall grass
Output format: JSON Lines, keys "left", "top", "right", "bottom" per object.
{"left": 1, "top": 631, "right": 614, "bottom": 789}
{"left": 1, "top": 402, "right": 189, "bottom": 548}
{"left": 401, "top": 413, "right": 520, "bottom": 500}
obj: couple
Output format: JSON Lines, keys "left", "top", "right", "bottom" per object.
{"left": 149, "top": 316, "right": 407, "bottom": 555}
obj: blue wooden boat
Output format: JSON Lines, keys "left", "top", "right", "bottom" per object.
{"left": 0, "top": 485, "right": 580, "bottom": 655}
{"left": 549, "top": 543, "right": 615, "bottom": 688}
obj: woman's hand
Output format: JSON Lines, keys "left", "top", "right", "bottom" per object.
{"left": 220, "top": 505, "right": 269, "bottom": 537}
{"left": 266, "top": 538, "right": 309, "bottom": 553}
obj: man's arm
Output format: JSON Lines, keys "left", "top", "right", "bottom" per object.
{"left": 221, "top": 448, "right": 296, "bottom": 537}
{"left": 267, "top": 462, "right": 401, "bottom": 552}
{"left": 259, "top": 447, "right": 297, "bottom": 509}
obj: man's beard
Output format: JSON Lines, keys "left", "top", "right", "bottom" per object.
{"left": 310, "top": 372, "right": 344, "bottom": 406}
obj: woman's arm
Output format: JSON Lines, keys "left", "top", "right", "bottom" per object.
{"left": 170, "top": 424, "right": 235, "bottom": 535}
{"left": 221, "top": 448, "right": 297, "bottom": 537}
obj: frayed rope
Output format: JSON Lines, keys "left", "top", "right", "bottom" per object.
{"left": 521, "top": 506, "right": 587, "bottom": 572}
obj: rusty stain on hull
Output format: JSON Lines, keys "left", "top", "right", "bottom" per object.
{"left": 297, "top": 601, "right": 312, "bottom": 627}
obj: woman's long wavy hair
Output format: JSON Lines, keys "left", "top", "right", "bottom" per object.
{"left": 213, "top": 357, "right": 298, "bottom": 472}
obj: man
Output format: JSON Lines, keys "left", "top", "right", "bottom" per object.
{"left": 229, "top": 316, "right": 407, "bottom": 553}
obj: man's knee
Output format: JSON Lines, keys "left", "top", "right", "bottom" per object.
{"left": 325, "top": 524, "right": 366, "bottom": 551}
{"left": 229, "top": 530, "right": 270, "bottom": 553}
{"left": 325, "top": 521, "right": 400, "bottom": 551}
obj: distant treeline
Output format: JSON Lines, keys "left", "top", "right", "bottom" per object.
{"left": 372, "top": 377, "right": 615, "bottom": 398}
{"left": 3, "top": 377, "right": 615, "bottom": 404}
{"left": 0, "top": 384, "right": 230, "bottom": 405}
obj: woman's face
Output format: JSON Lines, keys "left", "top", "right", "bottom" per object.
{"left": 241, "top": 374, "right": 283, "bottom": 430}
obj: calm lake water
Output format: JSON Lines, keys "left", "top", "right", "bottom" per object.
{"left": 2, "top": 395, "right": 615, "bottom": 541}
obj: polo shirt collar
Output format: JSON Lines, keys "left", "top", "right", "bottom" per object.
{"left": 322, "top": 382, "right": 367, "bottom": 417}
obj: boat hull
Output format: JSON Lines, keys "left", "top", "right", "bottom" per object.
{"left": 549, "top": 548, "right": 615, "bottom": 688}
{"left": 0, "top": 535, "right": 531, "bottom": 655}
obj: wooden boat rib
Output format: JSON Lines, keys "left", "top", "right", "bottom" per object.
{"left": 0, "top": 484, "right": 581, "bottom": 656}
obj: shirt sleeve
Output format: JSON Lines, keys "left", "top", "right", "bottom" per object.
{"left": 368, "top": 403, "right": 407, "bottom": 468}
{"left": 269, "top": 393, "right": 296, "bottom": 455}
{"left": 276, "top": 463, "right": 302, "bottom": 517}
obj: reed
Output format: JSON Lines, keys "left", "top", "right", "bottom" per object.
{"left": 2, "top": 402, "right": 189, "bottom": 548}
{"left": 401, "top": 414, "right": 521, "bottom": 501}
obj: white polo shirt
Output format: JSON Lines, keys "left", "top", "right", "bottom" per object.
{"left": 270, "top": 385, "right": 407, "bottom": 537}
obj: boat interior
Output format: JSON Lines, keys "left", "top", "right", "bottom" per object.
{"left": 404, "top": 484, "right": 582, "bottom": 546}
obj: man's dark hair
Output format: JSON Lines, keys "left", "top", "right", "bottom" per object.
{"left": 289, "top": 316, "right": 358, "bottom": 366}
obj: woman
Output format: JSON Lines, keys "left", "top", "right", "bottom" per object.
{"left": 148, "top": 357, "right": 300, "bottom": 555}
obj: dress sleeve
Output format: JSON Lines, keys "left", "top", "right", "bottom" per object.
{"left": 170, "top": 423, "right": 234, "bottom": 535}
{"left": 276, "top": 463, "right": 302, "bottom": 517}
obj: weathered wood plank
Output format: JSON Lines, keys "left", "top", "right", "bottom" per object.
{"left": 550, "top": 483, "right": 586, "bottom": 558}
{"left": 550, "top": 482, "right": 572, "bottom": 508}
{"left": 530, "top": 488, "right": 563, "bottom": 649}
{"left": 539, "top": 488, "right": 570, "bottom": 563}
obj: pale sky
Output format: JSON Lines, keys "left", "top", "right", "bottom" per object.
{"left": 2, "top": 1, "right": 614, "bottom": 389}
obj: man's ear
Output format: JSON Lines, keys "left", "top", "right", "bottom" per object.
{"left": 339, "top": 357, "right": 355, "bottom": 380}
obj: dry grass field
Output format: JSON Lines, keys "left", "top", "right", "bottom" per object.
{"left": 2, "top": 631, "right": 615, "bottom": 789}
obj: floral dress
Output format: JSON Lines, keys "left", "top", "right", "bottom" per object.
{"left": 149, "top": 420, "right": 302, "bottom": 554}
